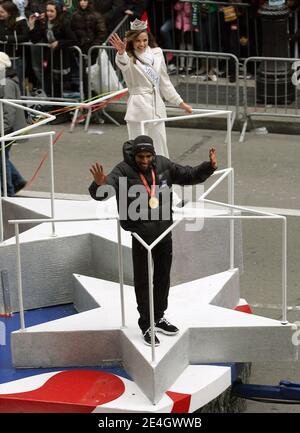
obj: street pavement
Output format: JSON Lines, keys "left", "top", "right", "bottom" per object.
{"left": 9, "top": 120, "right": 300, "bottom": 413}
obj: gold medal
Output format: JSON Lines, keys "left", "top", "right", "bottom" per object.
{"left": 149, "top": 196, "right": 159, "bottom": 209}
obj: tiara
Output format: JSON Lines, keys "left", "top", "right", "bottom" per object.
{"left": 130, "top": 19, "right": 148, "bottom": 31}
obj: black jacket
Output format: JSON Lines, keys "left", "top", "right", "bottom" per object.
{"left": 89, "top": 140, "right": 216, "bottom": 242}
{"left": 71, "top": 7, "right": 107, "bottom": 54}
{"left": 0, "top": 18, "right": 29, "bottom": 58}
{"left": 29, "top": 18, "right": 77, "bottom": 71}
{"left": 93, "top": 0, "right": 124, "bottom": 33}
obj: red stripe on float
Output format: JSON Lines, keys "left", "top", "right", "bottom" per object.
{"left": 166, "top": 391, "right": 191, "bottom": 413}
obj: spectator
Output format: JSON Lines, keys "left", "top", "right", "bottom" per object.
{"left": 174, "top": 1, "right": 194, "bottom": 73}
{"left": 71, "top": 0, "right": 106, "bottom": 60}
{"left": 0, "top": 52, "right": 27, "bottom": 197}
{"left": 0, "top": 0, "right": 29, "bottom": 88}
{"left": 71, "top": 0, "right": 106, "bottom": 98}
{"left": 93, "top": 0, "right": 124, "bottom": 34}
{"left": 25, "top": 0, "right": 48, "bottom": 89}
{"left": 192, "top": 1, "right": 220, "bottom": 81}
{"left": 220, "top": 1, "right": 240, "bottom": 82}
{"left": 28, "top": 0, "right": 77, "bottom": 97}
{"left": 159, "top": 0, "right": 177, "bottom": 74}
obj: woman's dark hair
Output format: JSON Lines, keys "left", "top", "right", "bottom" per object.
{"left": 45, "top": 0, "right": 65, "bottom": 26}
{"left": 125, "top": 29, "right": 158, "bottom": 61}
{"left": 0, "top": 0, "right": 19, "bottom": 29}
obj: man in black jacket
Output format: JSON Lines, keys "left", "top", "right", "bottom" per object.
{"left": 89, "top": 135, "right": 217, "bottom": 346}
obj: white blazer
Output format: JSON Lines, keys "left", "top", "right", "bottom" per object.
{"left": 116, "top": 47, "right": 183, "bottom": 122}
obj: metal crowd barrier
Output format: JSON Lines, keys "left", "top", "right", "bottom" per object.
{"left": 148, "top": 0, "right": 260, "bottom": 59}
{"left": 163, "top": 48, "right": 240, "bottom": 118}
{"left": 1, "top": 42, "right": 84, "bottom": 102}
{"left": 104, "top": 14, "right": 131, "bottom": 44}
{"left": 182, "top": 0, "right": 258, "bottom": 58}
{"left": 86, "top": 45, "right": 240, "bottom": 127}
{"left": 240, "top": 56, "right": 300, "bottom": 142}
{"left": 87, "top": 45, "right": 124, "bottom": 97}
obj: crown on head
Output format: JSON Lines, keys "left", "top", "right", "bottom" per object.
{"left": 130, "top": 19, "right": 148, "bottom": 31}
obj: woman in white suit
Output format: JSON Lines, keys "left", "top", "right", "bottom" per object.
{"left": 110, "top": 19, "right": 192, "bottom": 157}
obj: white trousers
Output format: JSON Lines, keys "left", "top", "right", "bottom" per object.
{"left": 127, "top": 120, "right": 169, "bottom": 158}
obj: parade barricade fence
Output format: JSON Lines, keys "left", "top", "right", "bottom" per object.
{"left": 240, "top": 56, "right": 300, "bottom": 142}
{"left": 104, "top": 14, "right": 131, "bottom": 44}
{"left": 163, "top": 48, "right": 240, "bottom": 127}
{"left": 149, "top": 0, "right": 260, "bottom": 59}
{"left": 86, "top": 45, "right": 240, "bottom": 130}
{"left": 0, "top": 42, "right": 84, "bottom": 102}
{"left": 183, "top": 0, "right": 258, "bottom": 59}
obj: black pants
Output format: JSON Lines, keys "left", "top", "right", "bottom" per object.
{"left": 131, "top": 233, "right": 173, "bottom": 334}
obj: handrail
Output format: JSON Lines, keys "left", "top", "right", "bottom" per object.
{"left": 5, "top": 108, "right": 288, "bottom": 366}
{"left": 140, "top": 112, "right": 233, "bottom": 359}
{"left": 8, "top": 200, "right": 288, "bottom": 364}
{"left": 0, "top": 89, "right": 128, "bottom": 241}
{"left": 0, "top": 99, "right": 56, "bottom": 240}
{"left": 8, "top": 216, "right": 125, "bottom": 332}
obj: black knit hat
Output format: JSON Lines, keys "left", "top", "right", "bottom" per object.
{"left": 132, "top": 135, "right": 155, "bottom": 156}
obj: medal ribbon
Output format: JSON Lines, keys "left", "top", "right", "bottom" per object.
{"left": 139, "top": 168, "right": 156, "bottom": 199}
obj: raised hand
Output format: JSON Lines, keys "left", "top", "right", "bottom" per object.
{"left": 28, "top": 14, "right": 38, "bottom": 30}
{"left": 109, "top": 33, "right": 127, "bottom": 55}
{"left": 209, "top": 148, "right": 218, "bottom": 169}
{"left": 89, "top": 162, "right": 107, "bottom": 185}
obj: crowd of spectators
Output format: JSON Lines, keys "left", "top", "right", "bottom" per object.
{"left": 0, "top": 0, "right": 299, "bottom": 96}
{"left": 0, "top": 0, "right": 150, "bottom": 96}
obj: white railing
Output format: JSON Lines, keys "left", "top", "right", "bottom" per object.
{"left": 0, "top": 89, "right": 128, "bottom": 242}
{"left": 0, "top": 100, "right": 56, "bottom": 241}
{"left": 8, "top": 206, "right": 288, "bottom": 365}
{"left": 132, "top": 209, "right": 288, "bottom": 363}
{"left": 9, "top": 217, "right": 125, "bottom": 331}
{"left": 5, "top": 108, "right": 288, "bottom": 367}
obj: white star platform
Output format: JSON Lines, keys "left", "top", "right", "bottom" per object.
{"left": 0, "top": 195, "right": 297, "bottom": 405}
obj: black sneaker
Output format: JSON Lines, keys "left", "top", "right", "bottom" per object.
{"left": 155, "top": 318, "right": 179, "bottom": 335}
{"left": 143, "top": 328, "right": 160, "bottom": 346}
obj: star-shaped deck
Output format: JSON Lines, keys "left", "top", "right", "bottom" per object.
{"left": 1, "top": 196, "right": 297, "bottom": 404}
{"left": 11, "top": 269, "right": 297, "bottom": 403}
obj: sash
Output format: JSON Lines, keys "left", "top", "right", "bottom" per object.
{"left": 135, "top": 48, "right": 160, "bottom": 87}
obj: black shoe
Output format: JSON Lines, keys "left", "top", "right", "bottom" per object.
{"left": 143, "top": 328, "right": 160, "bottom": 346}
{"left": 155, "top": 317, "right": 179, "bottom": 335}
